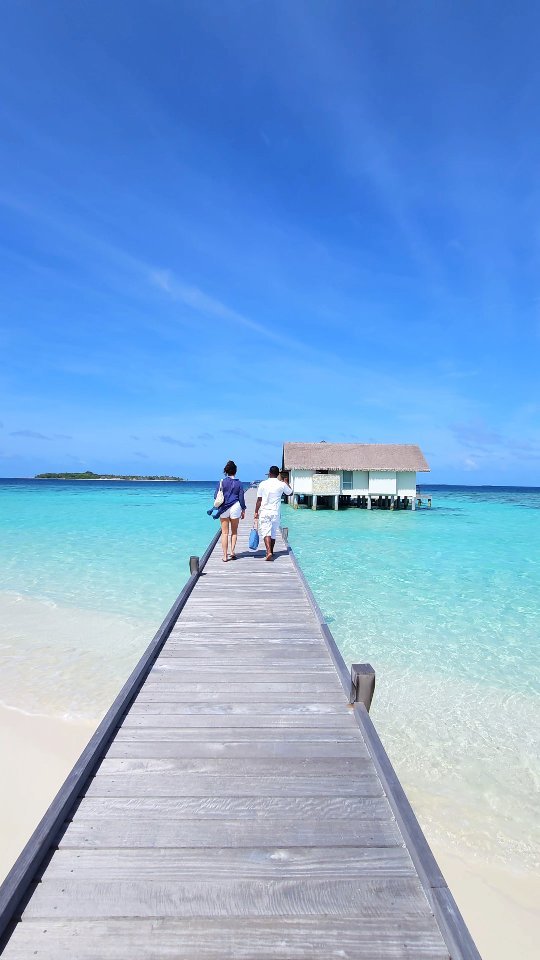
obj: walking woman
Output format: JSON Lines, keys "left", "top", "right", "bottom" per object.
{"left": 214, "top": 461, "right": 246, "bottom": 562}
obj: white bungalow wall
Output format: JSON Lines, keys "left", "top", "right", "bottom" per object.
{"left": 290, "top": 469, "right": 313, "bottom": 494}
{"left": 290, "top": 468, "right": 417, "bottom": 497}
{"left": 350, "top": 471, "right": 369, "bottom": 494}
{"left": 369, "top": 471, "right": 397, "bottom": 495}
{"left": 396, "top": 471, "right": 417, "bottom": 497}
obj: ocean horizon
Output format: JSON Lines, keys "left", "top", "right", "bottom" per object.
{"left": 0, "top": 477, "right": 538, "bottom": 874}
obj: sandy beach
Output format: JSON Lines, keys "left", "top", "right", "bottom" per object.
{"left": 0, "top": 704, "right": 538, "bottom": 959}
{"left": 0, "top": 705, "right": 93, "bottom": 882}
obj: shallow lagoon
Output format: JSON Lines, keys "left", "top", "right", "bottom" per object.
{"left": 0, "top": 479, "right": 538, "bottom": 869}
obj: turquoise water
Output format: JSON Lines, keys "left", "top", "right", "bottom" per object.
{"left": 0, "top": 479, "right": 538, "bottom": 868}
{"left": 0, "top": 479, "right": 219, "bottom": 723}
{"left": 0, "top": 479, "right": 218, "bottom": 619}
{"left": 284, "top": 486, "right": 540, "bottom": 868}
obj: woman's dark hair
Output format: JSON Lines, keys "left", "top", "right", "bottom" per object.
{"left": 224, "top": 460, "right": 237, "bottom": 476}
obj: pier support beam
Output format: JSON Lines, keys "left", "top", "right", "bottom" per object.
{"left": 333, "top": 495, "right": 339, "bottom": 511}
{"left": 312, "top": 495, "right": 318, "bottom": 511}
{"left": 293, "top": 495, "right": 299, "bottom": 509}
{"left": 351, "top": 663, "right": 376, "bottom": 711}
{"left": 412, "top": 496, "right": 416, "bottom": 511}
{"left": 367, "top": 495, "right": 372, "bottom": 510}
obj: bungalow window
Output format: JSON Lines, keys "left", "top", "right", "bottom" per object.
{"left": 342, "top": 470, "right": 353, "bottom": 490}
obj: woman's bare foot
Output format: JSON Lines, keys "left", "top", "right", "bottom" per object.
{"left": 229, "top": 554, "right": 236, "bottom": 560}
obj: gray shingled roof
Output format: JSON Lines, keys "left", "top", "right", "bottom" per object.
{"left": 282, "top": 442, "right": 430, "bottom": 472}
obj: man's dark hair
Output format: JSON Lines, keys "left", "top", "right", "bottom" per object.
{"left": 224, "top": 460, "right": 237, "bottom": 476}
{"left": 268, "top": 465, "right": 280, "bottom": 477}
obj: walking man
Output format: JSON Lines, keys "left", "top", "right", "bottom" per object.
{"left": 254, "top": 466, "right": 293, "bottom": 561}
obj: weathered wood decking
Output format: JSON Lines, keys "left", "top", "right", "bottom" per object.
{"left": 0, "top": 490, "right": 479, "bottom": 958}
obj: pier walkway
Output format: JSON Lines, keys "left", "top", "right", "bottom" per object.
{"left": 0, "top": 491, "right": 478, "bottom": 958}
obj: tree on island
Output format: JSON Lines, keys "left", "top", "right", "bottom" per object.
{"left": 35, "top": 471, "right": 185, "bottom": 481}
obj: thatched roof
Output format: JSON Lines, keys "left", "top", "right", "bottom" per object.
{"left": 282, "top": 442, "right": 430, "bottom": 472}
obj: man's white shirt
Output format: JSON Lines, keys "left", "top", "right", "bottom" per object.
{"left": 257, "top": 478, "right": 293, "bottom": 515}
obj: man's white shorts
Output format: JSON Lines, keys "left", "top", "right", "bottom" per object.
{"left": 220, "top": 502, "right": 242, "bottom": 519}
{"left": 258, "top": 512, "right": 280, "bottom": 539}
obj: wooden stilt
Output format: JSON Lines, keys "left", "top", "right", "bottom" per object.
{"left": 312, "top": 495, "right": 318, "bottom": 511}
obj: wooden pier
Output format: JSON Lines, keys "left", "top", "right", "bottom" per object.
{"left": 0, "top": 490, "right": 478, "bottom": 958}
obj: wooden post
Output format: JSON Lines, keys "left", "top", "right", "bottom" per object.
{"left": 351, "top": 663, "right": 376, "bottom": 710}
{"left": 312, "top": 495, "right": 318, "bottom": 511}
{"left": 334, "top": 495, "right": 339, "bottom": 511}
{"left": 189, "top": 556, "right": 200, "bottom": 576}
{"left": 281, "top": 526, "right": 289, "bottom": 544}
{"left": 390, "top": 496, "right": 395, "bottom": 511}
{"left": 293, "top": 495, "right": 299, "bottom": 509}
{"left": 412, "top": 495, "right": 416, "bottom": 512}
{"left": 428, "top": 497, "right": 432, "bottom": 508}
{"left": 367, "top": 495, "right": 371, "bottom": 510}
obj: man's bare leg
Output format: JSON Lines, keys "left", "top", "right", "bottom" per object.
{"left": 270, "top": 537, "right": 276, "bottom": 555}
{"left": 264, "top": 535, "right": 273, "bottom": 560}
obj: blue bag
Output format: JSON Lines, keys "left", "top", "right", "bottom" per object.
{"left": 249, "top": 527, "right": 259, "bottom": 551}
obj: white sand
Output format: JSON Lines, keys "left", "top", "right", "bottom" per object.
{"left": 0, "top": 704, "right": 93, "bottom": 881}
{"left": 0, "top": 705, "right": 538, "bottom": 958}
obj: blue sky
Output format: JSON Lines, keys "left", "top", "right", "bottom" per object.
{"left": 1, "top": 0, "right": 539, "bottom": 482}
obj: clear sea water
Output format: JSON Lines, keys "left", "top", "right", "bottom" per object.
{"left": 0, "top": 479, "right": 538, "bottom": 870}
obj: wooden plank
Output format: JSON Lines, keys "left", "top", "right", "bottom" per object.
{"left": 60, "top": 818, "right": 402, "bottom": 848}
{"left": 126, "top": 701, "right": 352, "bottom": 715}
{"left": 168, "top": 625, "right": 322, "bottom": 638}
{"left": 74, "top": 795, "right": 394, "bottom": 821}
{"left": 45, "top": 847, "right": 413, "bottom": 880}
{"left": 148, "top": 665, "right": 337, "bottom": 677}
{"left": 84, "top": 773, "right": 384, "bottom": 798}
{"left": 2, "top": 917, "right": 451, "bottom": 959}
{"left": 114, "top": 726, "right": 363, "bottom": 742}
{"left": 106, "top": 739, "right": 368, "bottom": 759}
{"left": 139, "top": 680, "right": 343, "bottom": 693}
{"left": 96, "top": 756, "right": 372, "bottom": 776}
{"left": 135, "top": 689, "right": 344, "bottom": 703}
{"left": 121, "top": 713, "right": 359, "bottom": 728}
{"left": 23, "top": 877, "right": 435, "bottom": 919}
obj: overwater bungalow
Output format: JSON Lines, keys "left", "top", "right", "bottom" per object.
{"left": 281, "top": 441, "right": 430, "bottom": 510}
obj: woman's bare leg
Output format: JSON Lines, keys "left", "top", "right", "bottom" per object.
{"left": 230, "top": 518, "right": 240, "bottom": 557}
{"left": 220, "top": 518, "right": 230, "bottom": 560}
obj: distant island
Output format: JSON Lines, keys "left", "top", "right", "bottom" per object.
{"left": 35, "top": 471, "right": 185, "bottom": 482}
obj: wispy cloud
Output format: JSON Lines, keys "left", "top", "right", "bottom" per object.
{"left": 134, "top": 451, "right": 149, "bottom": 459}
{"left": 10, "top": 429, "right": 51, "bottom": 440}
{"left": 451, "top": 421, "right": 540, "bottom": 463}
{"left": 158, "top": 435, "right": 196, "bottom": 448}
{"left": 223, "top": 429, "right": 251, "bottom": 438}
{"left": 150, "top": 268, "right": 303, "bottom": 351}
{"left": 254, "top": 437, "right": 280, "bottom": 448}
